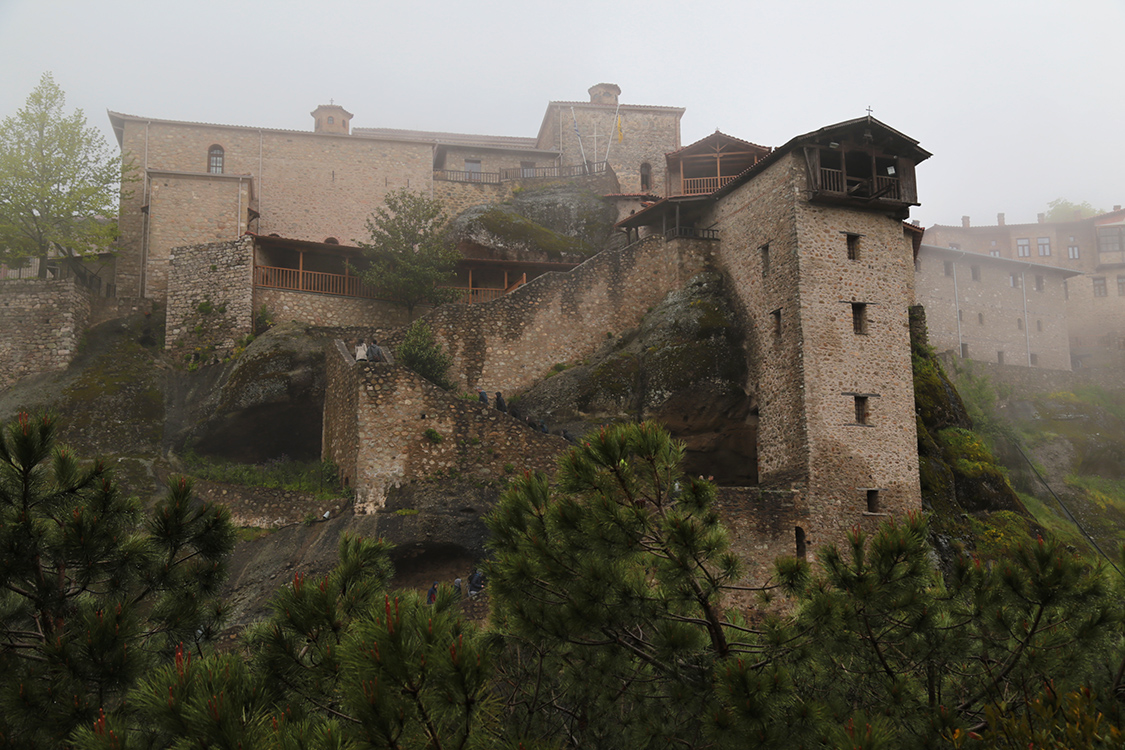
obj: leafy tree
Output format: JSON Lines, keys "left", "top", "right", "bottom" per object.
{"left": 397, "top": 320, "right": 455, "bottom": 390}
{"left": 0, "top": 412, "right": 234, "bottom": 748}
{"left": 356, "top": 189, "right": 461, "bottom": 317}
{"left": 0, "top": 73, "right": 131, "bottom": 278}
{"left": 1044, "top": 198, "right": 1103, "bottom": 223}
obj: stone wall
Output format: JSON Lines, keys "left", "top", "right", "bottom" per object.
{"left": 116, "top": 117, "right": 435, "bottom": 299}
{"left": 165, "top": 236, "right": 255, "bottom": 358}
{"left": 420, "top": 234, "right": 714, "bottom": 396}
{"left": 323, "top": 342, "right": 565, "bottom": 514}
{"left": 539, "top": 103, "right": 683, "bottom": 195}
{"left": 716, "top": 487, "right": 802, "bottom": 592}
{"left": 89, "top": 296, "right": 155, "bottom": 327}
{"left": 915, "top": 247, "right": 1073, "bottom": 370}
{"left": 255, "top": 287, "right": 413, "bottom": 330}
{"left": 0, "top": 278, "right": 90, "bottom": 388}
{"left": 189, "top": 477, "right": 349, "bottom": 528}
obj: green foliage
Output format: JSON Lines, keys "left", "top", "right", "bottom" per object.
{"left": 476, "top": 206, "right": 592, "bottom": 258}
{"left": 424, "top": 428, "right": 443, "bottom": 444}
{"left": 397, "top": 320, "right": 454, "bottom": 390}
{"left": 487, "top": 422, "right": 744, "bottom": 748}
{"left": 0, "top": 73, "right": 133, "bottom": 274}
{"left": 195, "top": 298, "right": 214, "bottom": 315}
{"left": 180, "top": 451, "right": 348, "bottom": 503}
{"left": 975, "top": 684, "right": 1125, "bottom": 748}
{"left": 80, "top": 536, "right": 508, "bottom": 749}
{"left": 254, "top": 304, "right": 275, "bottom": 334}
{"left": 1044, "top": 197, "right": 1103, "bottom": 223}
{"left": 356, "top": 188, "right": 461, "bottom": 316}
{"left": 0, "top": 413, "right": 234, "bottom": 748}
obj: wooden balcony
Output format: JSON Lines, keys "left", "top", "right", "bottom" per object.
{"left": 255, "top": 265, "right": 379, "bottom": 298}
{"left": 818, "top": 168, "right": 900, "bottom": 200}
{"left": 680, "top": 175, "right": 738, "bottom": 195}
{"left": 433, "top": 169, "right": 501, "bottom": 184}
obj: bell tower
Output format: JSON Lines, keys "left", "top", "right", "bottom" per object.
{"left": 311, "top": 103, "right": 353, "bottom": 135}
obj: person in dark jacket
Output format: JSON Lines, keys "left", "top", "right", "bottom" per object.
{"left": 427, "top": 582, "right": 438, "bottom": 605}
{"left": 478, "top": 389, "right": 488, "bottom": 407}
{"left": 495, "top": 392, "right": 507, "bottom": 413}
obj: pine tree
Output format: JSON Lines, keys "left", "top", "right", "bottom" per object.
{"left": 0, "top": 412, "right": 234, "bottom": 748}
{"left": 77, "top": 535, "right": 509, "bottom": 750}
{"left": 486, "top": 422, "right": 755, "bottom": 749}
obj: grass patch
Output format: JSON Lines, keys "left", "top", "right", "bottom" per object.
{"left": 236, "top": 527, "right": 274, "bottom": 541}
{"left": 1015, "top": 491, "right": 1086, "bottom": 549}
{"left": 181, "top": 451, "right": 348, "bottom": 502}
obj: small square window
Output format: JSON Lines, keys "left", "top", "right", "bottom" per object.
{"left": 1118, "top": 276, "right": 1125, "bottom": 296}
{"left": 1064, "top": 279, "right": 1069, "bottom": 300}
{"left": 958, "top": 309, "right": 963, "bottom": 322}
{"left": 1094, "top": 277, "right": 1107, "bottom": 297}
{"left": 1068, "top": 245, "right": 1080, "bottom": 259}
{"left": 1038, "top": 237, "right": 1051, "bottom": 256}
{"left": 854, "top": 396, "right": 869, "bottom": 424}
{"left": 997, "top": 351, "right": 1005, "bottom": 365}
{"left": 760, "top": 243, "right": 770, "bottom": 275}
{"left": 1017, "top": 318, "right": 1024, "bottom": 331}
{"left": 1017, "top": 238, "right": 1030, "bottom": 257}
{"left": 1036, "top": 319, "right": 1043, "bottom": 332}
{"left": 971, "top": 265, "right": 981, "bottom": 281}
{"left": 977, "top": 312, "right": 984, "bottom": 325}
{"left": 1030, "top": 353, "right": 1039, "bottom": 366}
{"left": 771, "top": 309, "right": 782, "bottom": 337}
{"left": 989, "top": 249, "right": 1000, "bottom": 257}
{"left": 866, "top": 489, "right": 880, "bottom": 513}
{"left": 943, "top": 260, "right": 954, "bottom": 277}
{"left": 846, "top": 233, "right": 861, "bottom": 260}
{"left": 961, "top": 343, "right": 969, "bottom": 358}
{"left": 1010, "top": 273, "right": 1021, "bottom": 288}
{"left": 1035, "top": 275, "right": 1044, "bottom": 292}
{"left": 852, "top": 303, "right": 867, "bottom": 334}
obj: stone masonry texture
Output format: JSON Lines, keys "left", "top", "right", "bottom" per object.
{"left": 0, "top": 278, "right": 91, "bottom": 388}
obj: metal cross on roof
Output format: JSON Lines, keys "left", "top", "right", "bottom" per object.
{"left": 866, "top": 106, "right": 873, "bottom": 116}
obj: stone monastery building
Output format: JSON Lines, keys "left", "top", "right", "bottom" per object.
{"left": 97, "top": 83, "right": 938, "bottom": 563}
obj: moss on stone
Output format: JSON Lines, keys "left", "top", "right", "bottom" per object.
{"left": 476, "top": 207, "right": 593, "bottom": 259}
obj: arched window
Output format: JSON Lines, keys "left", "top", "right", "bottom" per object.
{"left": 324, "top": 237, "right": 339, "bottom": 244}
{"left": 639, "top": 162, "right": 652, "bottom": 191}
{"left": 327, "top": 116, "right": 334, "bottom": 124}
{"left": 208, "top": 145, "right": 224, "bottom": 174}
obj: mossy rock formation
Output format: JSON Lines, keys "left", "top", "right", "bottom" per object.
{"left": 515, "top": 270, "right": 756, "bottom": 484}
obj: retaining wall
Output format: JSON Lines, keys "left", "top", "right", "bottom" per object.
{"left": 0, "top": 278, "right": 91, "bottom": 388}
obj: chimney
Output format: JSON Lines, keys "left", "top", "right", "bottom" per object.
{"left": 1116, "top": 205, "right": 1122, "bottom": 212}
{"left": 997, "top": 212, "right": 1005, "bottom": 226}
{"left": 962, "top": 215, "right": 970, "bottom": 228}
{"left": 588, "top": 83, "right": 621, "bottom": 106}
{"left": 911, "top": 219, "right": 921, "bottom": 226}
{"left": 1037, "top": 212, "right": 1046, "bottom": 223}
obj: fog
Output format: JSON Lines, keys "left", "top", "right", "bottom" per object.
{"left": 2, "top": 0, "right": 1120, "bottom": 227}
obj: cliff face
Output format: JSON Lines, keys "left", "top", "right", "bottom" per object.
{"left": 512, "top": 269, "right": 757, "bottom": 485}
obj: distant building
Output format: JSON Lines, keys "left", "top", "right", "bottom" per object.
{"left": 925, "top": 208, "right": 1125, "bottom": 367}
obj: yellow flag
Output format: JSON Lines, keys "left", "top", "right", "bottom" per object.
{"left": 616, "top": 115, "right": 623, "bottom": 142}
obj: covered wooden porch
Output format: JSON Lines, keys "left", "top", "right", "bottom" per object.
{"left": 667, "top": 132, "right": 771, "bottom": 196}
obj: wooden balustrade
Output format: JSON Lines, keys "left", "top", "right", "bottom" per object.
{"left": 680, "top": 175, "right": 737, "bottom": 195}
{"left": 254, "top": 265, "right": 378, "bottom": 298}
{"left": 437, "top": 286, "right": 507, "bottom": 304}
{"left": 433, "top": 169, "right": 501, "bottom": 184}
{"left": 820, "top": 167, "right": 844, "bottom": 193}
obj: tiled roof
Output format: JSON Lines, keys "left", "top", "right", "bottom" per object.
{"left": 353, "top": 127, "right": 539, "bottom": 149}
{"left": 665, "top": 130, "right": 771, "bottom": 158}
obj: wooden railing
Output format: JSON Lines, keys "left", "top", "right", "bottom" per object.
{"left": 820, "top": 167, "right": 844, "bottom": 193}
{"left": 498, "top": 161, "right": 607, "bottom": 180}
{"left": 255, "top": 265, "right": 379, "bottom": 298}
{"left": 874, "top": 175, "right": 901, "bottom": 200}
{"left": 437, "top": 275, "right": 527, "bottom": 305}
{"left": 680, "top": 175, "right": 738, "bottom": 195}
{"left": 818, "top": 168, "right": 900, "bottom": 200}
{"left": 435, "top": 162, "right": 607, "bottom": 184}
{"left": 433, "top": 169, "right": 501, "bottom": 184}
{"left": 664, "top": 226, "right": 720, "bottom": 241}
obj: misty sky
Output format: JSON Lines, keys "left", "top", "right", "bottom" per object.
{"left": 1, "top": 0, "right": 1121, "bottom": 228}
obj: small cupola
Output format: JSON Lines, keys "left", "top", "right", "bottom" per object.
{"left": 310, "top": 103, "right": 353, "bottom": 135}
{"left": 588, "top": 83, "right": 621, "bottom": 106}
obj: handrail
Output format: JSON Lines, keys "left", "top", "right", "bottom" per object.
{"left": 433, "top": 169, "right": 501, "bottom": 184}
{"left": 664, "top": 226, "right": 720, "bottom": 241}
{"left": 435, "top": 161, "right": 608, "bottom": 184}
{"left": 254, "top": 265, "right": 380, "bottom": 299}
{"left": 680, "top": 175, "right": 738, "bottom": 195}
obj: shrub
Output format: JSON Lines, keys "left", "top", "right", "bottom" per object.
{"left": 424, "top": 428, "right": 443, "bottom": 444}
{"left": 398, "top": 321, "right": 454, "bottom": 389}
